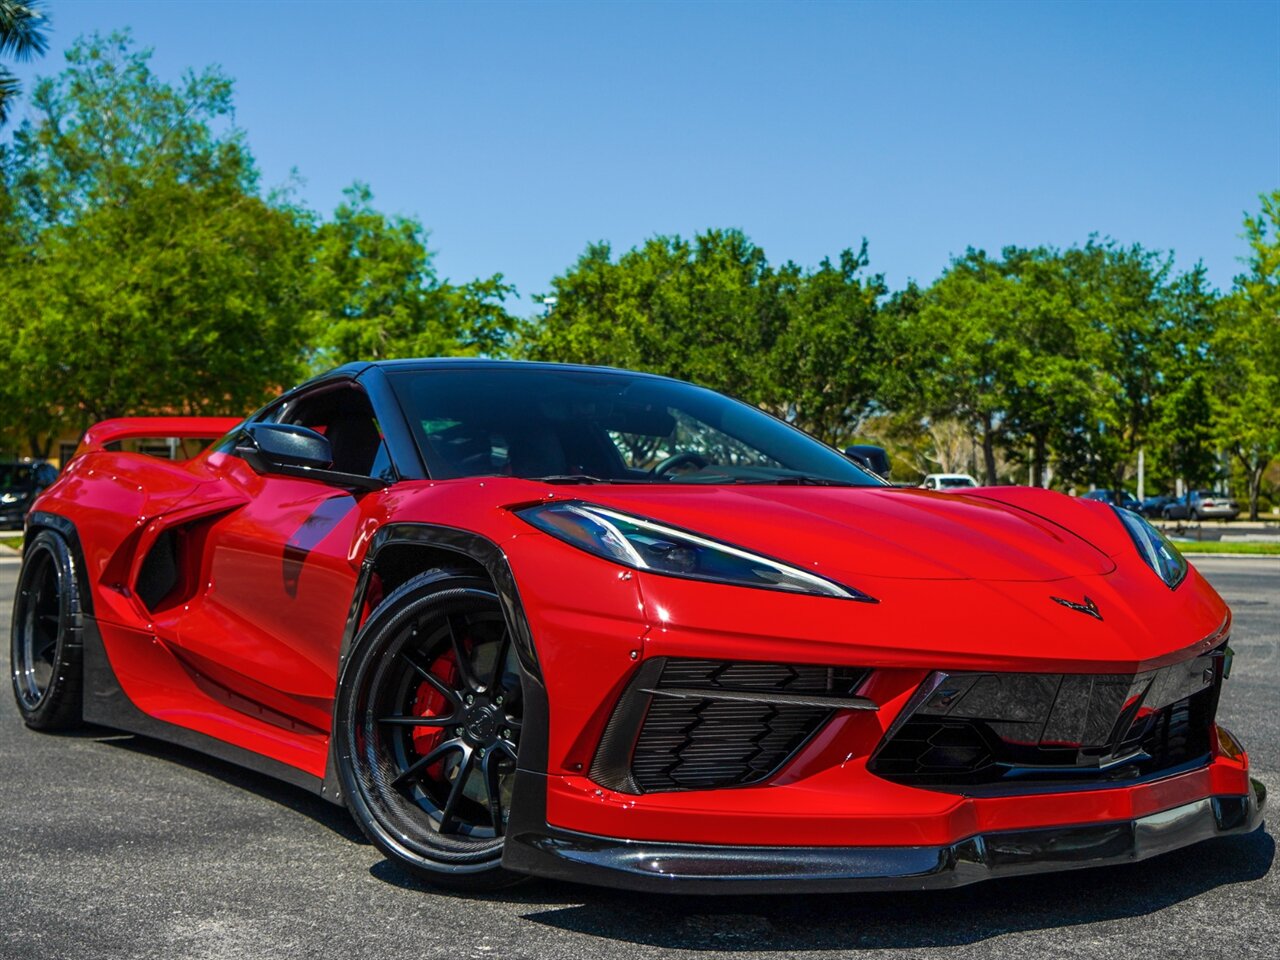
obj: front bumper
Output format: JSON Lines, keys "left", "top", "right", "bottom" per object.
{"left": 503, "top": 778, "right": 1266, "bottom": 893}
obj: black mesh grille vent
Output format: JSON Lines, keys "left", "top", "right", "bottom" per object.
{"left": 868, "top": 647, "right": 1225, "bottom": 793}
{"left": 591, "top": 658, "right": 868, "bottom": 794}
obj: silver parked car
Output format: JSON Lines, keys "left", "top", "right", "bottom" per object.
{"left": 1162, "top": 490, "right": 1240, "bottom": 521}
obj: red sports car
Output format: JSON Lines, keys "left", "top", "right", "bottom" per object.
{"left": 11, "top": 360, "right": 1265, "bottom": 891}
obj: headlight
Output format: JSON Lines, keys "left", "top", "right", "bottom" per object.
{"left": 516, "top": 500, "right": 873, "bottom": 601}
{"left": 1113, "top": 507, "right": 1188, "bottom": 588}
{"left": 0, "top": 492, "right": 21, "bottom": 505}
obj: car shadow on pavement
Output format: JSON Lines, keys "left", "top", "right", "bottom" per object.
{"left": 94, "top": 726, "right": 369, "bottom": 845}
{"left": 456, "top": 826, "right": 1272, "bottom": 951}
{"left": 88, "top": 726, "right": 1275, "bottom": 951}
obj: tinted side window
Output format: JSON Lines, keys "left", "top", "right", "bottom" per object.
{"left": 268, "top": 385, "right": 394, "bottom": 481}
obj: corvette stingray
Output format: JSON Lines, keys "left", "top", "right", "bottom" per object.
{"left": 10, "top": 359, "right": 1264, "bottom": 891}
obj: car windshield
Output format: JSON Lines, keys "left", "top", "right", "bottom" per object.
{"left": 0, "top": 464, "right": 32, "bottom": 489}
{"left": 387, "top": 366, "right": 883, "bottom": 486}
{"left": 938, "top": 477, "right": 974, "bottom": 488}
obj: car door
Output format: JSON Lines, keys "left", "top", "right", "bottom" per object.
{"left": 149, "top": 379, "right": 398, "bottom": 730}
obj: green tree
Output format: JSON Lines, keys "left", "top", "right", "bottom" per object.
{"left": 763, "top": 242, "right": 889, "bottom": 445}
{"left": 1, "top": 32, "right": 312, "bottom": 456}
{"left": 900, "top": 241, "right": 1217, "bottom": 491}
{"left": 8, "top": 31, "right": 250, "bottom": 231}
{"left": 997, "top": 247, "right": 1099, "bottom": 488}
{"left": 1212, "top": 191, "right": 1280, "bottom": 519}
{"left": 895, "top": 249, "right": 1023, "bottom": 484}
{"left": 1155, "top": 372, "right": 1218, "bottom": 492}
{"left": 306, "top": 183, "right": 516, "bottom": 369}
{"left": 9, "top": 176, "right": 312, "bottom": 436}
{"left": 524, "top": 229, "right": 887, "bottom": 446}
{"left": 0, "top": 0, "right": 48, "bottom": 125}
{"left": 525, "top": 230, "right": 777, "bottom": 401}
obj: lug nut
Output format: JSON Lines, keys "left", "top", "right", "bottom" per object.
{"left": 478, "top": 748, "right": 486, "bottom": 758}
{"left": 454, "top": 726, "right": 464, "bottom": 736}
{"left": 494, "top": 695, "right": 504, "bottom": 706}
{"left": 465, "top": 694, "right": 475, "bottom": 705}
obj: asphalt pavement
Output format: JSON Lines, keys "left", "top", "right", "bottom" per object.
{"left": 0, "top": 555, "right": 1275, "bottom": 960}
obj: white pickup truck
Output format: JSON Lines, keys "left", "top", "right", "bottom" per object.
{"left": 921, "top": 473, "right": 979, "bottom": 490}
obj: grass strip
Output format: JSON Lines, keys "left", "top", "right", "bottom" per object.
{"left": 1176, "top": 540, "right": 1280, "bottom": 555}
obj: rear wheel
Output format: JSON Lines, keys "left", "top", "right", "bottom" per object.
{"left": 335, "top": 569, "right": 526, "bottom": 889}
{"left": 10, "top": 530, "right": 83, "bottom": 730}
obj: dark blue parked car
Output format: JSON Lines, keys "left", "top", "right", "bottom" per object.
{"left": 0, "top": 461, "right": 59, "bottom": 527}
{"left": 1081, "top": 488, "right": 1141, "bottom": 513}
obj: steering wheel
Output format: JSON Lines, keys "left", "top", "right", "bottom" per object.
{"left": 651, "top": 452, "right": 710, "bottom": 477}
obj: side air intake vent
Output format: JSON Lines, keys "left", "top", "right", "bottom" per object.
{"left": 590, "top": 658, "right": 874, "bottom": 794}
{"left": 133, "top": 512, "right": 227, "bottom": 614}
{"left": 135, "top": 530, "right": 179, "bottom": 611}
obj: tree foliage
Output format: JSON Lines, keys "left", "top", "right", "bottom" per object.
{"left": 0, "top": 31, "right": 1274, "bottom": 506}
{"left": 0, "top": 33, "right": 311, "bottom": 454}
{"left": 305, "top": 184, "right": 516, "bottom": 370}
{"left": 1210, "top": 191, "right": 1280, "bottom": 518}
{"left": 0, "top": 0, "right": 48, "bottom": 125}
{"left": 523, "top": 230, "right": 887, "bottom": 447}
{"left": 881, "top": 240, "right": 1250, "bottom": 492}
{"left": 0, "top": 32, "right": 519, "bottom": 457}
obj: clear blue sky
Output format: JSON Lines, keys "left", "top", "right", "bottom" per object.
{"left": 7, "top": 0, "right": 1279, "bottom": 307}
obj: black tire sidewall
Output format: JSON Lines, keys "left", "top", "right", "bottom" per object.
{"left": 10, "top": 529, "right": 84, "bottom": 730}
{"left": 334, "top": 568, "right": 523, "bottom": 888}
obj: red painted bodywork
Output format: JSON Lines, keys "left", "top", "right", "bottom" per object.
{"left": 29, "top": 430, "right": 1252, "bottom": 849}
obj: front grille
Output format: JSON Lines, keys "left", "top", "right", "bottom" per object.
{"left": 591, "top": 658, "right": 869, "bottom": 794}
{"left": 869, "top": 646, "right": 1226, "bottom": 793}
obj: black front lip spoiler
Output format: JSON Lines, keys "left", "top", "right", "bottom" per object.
{"left": 502, "top": 779, "right": 1266, "bottom": 894}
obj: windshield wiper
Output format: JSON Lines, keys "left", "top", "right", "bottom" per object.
{"left": 529, "top": 474, "right": 622, "bottom": 485}
{"left": 728, "top": 475, "right": 859, "bottom": 487}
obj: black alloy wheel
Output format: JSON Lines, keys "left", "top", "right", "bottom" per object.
{"left": 336, "top": 569, "right": 526, "bottom": 889}
{"left": 10, "top": 529, "right": 83, "bottom": 730}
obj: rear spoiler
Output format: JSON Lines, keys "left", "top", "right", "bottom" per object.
{"left": 76, "top": 416, "right": 243, "bottom": 458}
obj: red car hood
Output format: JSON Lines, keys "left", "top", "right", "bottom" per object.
{"left": 532, "top": 484, "right": 1116, "bottom": 583}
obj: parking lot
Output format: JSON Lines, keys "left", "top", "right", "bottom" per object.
{"left": 0, "top": 555, "right": 1274, "bottom": 960}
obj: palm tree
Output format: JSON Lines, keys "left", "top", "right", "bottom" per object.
{"left": 0, "top": 1, "right": 49, "bottom": 125}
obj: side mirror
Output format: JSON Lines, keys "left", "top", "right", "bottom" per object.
{"left": 844, "top": 444, "right": 891, "bottom": 479}
{"left": 236, "top": 422, "right": 333, "bottom": 473}
{"left": 233, "top": 422, "right": 389, "bottom": 492}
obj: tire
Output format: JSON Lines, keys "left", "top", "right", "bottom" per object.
{"left": 10, "top": 530, "right": 84, "bottom": 731}
{"left": 335, "top": 568, "right": 527, "bottom": 890}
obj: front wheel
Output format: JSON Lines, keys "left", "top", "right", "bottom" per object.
{"left": 335, "top": 569, "right": 526, "bottom": 889}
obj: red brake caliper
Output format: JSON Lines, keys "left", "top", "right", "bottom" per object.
{"left": 410, "top": 645, "right": 461, "bottom": 772}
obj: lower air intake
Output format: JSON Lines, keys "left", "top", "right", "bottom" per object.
{"left": 591, "top": 658, "right": 870, "bottom": 794}
{"left": 869, "top": 644, "right": 1227, "bottom": 794}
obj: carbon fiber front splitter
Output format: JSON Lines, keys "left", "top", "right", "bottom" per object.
{"left": 501, "top": 778, "right": 1266, "bottom": 894}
